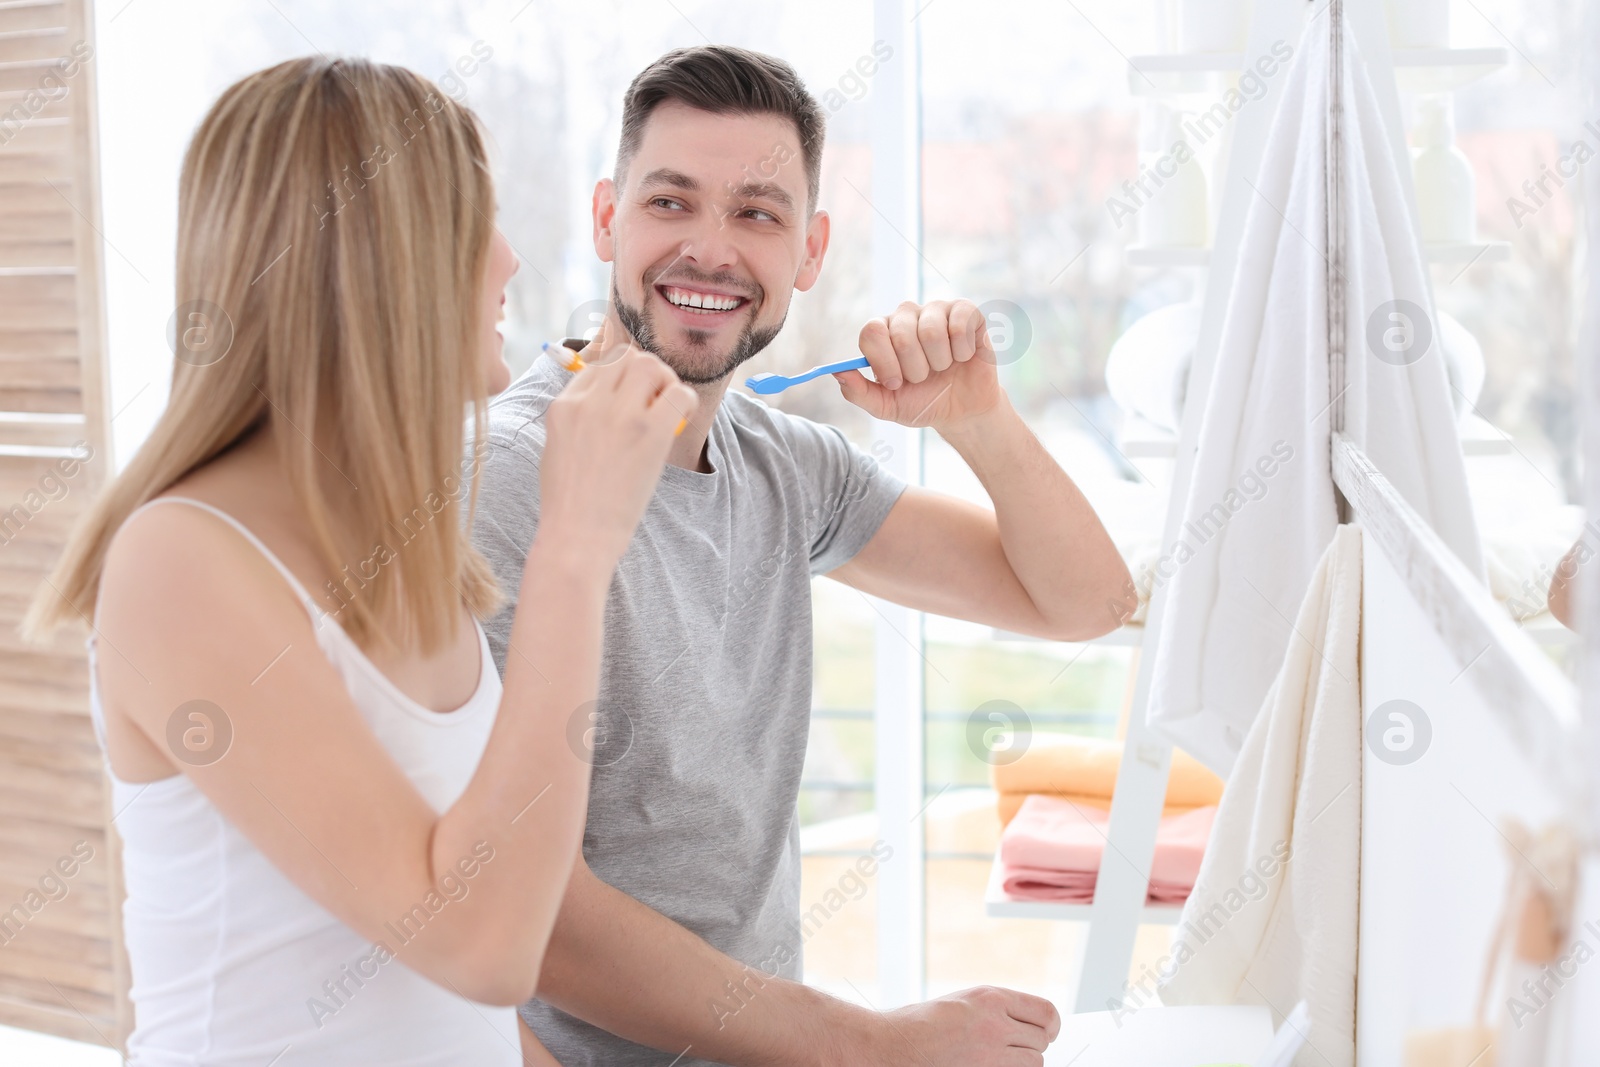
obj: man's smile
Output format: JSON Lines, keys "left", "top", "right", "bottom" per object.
{"left": 654, "top": 282, "right": 753, "bottom": 325}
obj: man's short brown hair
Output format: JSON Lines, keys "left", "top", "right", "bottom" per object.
{"left": 616, "top": 45, "right": 826, "bottom": 213}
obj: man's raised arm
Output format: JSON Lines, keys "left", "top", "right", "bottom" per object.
{"left": 826, "top": 299, "right": 1136, "bottom": 638}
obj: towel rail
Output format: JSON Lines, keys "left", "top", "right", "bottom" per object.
{"left": 1330, "top": 432, "right": 1588, "bottom": 829}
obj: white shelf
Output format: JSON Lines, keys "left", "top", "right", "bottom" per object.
{"left": 1459, "top": 412, "right": 1513, "bottom": 456}
{"left": 983, "top": 847, "right": 1186, "bottom": 924}
{"left": 1129, "top": 52, "right": 1246, "bottom": 74}
{"left": 1424, "top": 241, "right": 1510, "bottom": 265}
{"left": 1519, "top": 611, "right": 1579, "bottom": 650}
{"left": 1127, "top": 52, "right": 1242, "bottom": 96}
{"left": 1123, "top": 440, "right": 1179, "bottom": 459}
{"left": 1127, "top": 45, "right": 1509, "bottom": 98}
{"left": 1116, "top": 412, "right": 1180, "bottom": 458}
{"left": 1127, "top": 241, "right": 1507, "bottom": 271}
{"left": 1119, "top": 413, "right": 1513, "bottom": 459}
{"left": 1126, "top": 245, "right": 1210, "bottom": 268}
{"left": 1120, "top": 412, "right": 1184, "bottom": 457}
{"left": 1393, "top": 46, "right": 1511, "bottom": 93}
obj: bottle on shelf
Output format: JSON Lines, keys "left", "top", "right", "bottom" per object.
{"left": 1411, "top": 95, "right": 1476, "bottom": 244}
{"left": 1137, "top": 103, "right": 1209, "bottom": 248}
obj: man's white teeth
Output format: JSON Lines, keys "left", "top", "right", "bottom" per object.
{"left": 663, "top": 286, "right": 741, "bottom": 312}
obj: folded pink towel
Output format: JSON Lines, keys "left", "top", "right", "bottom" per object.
{"left": 998, "top": 796, "right": 1216, "bottom": 904}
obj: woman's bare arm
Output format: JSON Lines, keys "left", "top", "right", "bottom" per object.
{"left": 96, "top": 347, "right": 697, "bottom": 1007}
{"left": 99, "top": 508, "right": 605, "bottom": 1006}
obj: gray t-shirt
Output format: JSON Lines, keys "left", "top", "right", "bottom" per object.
{"left": 467, "top": 357, "right": 906, "bottom": 1067}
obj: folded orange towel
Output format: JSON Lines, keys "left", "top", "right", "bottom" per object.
{"left": 994, "top": 791, "right": 1206, "bottom": 827}
{"left": 998, "top": 795, "right": 1217, "bottom": 904}
{"left": 989, "top": 733, "right": 1224, "bottom": 828}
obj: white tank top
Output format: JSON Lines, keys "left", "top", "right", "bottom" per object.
{"left": 86, "top": 496, "right": 521, "bottom": 1066}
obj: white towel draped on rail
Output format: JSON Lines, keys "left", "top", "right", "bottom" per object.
{"left": 1147, "top": 14, "right": 1484, "bottom": 775}
{"left": 1158, "top": 524, "right": 1363, "bottom": 1067}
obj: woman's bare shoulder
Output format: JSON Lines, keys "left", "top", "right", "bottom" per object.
{"left": 101, "top": 448, "right": 304, "bottom": 625}
{"left": 95, "top": 463, "right": 324, "bottom": 743}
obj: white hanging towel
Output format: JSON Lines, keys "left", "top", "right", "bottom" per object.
{"left": 1158, "top": 524, "right": 1363, "bottom": 1067}
{"left": 1147, "top": 15, "right": 1484, "bottom": 774}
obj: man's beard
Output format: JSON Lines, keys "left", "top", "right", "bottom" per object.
{"left": 611, "top": 275, "right": 785, "bottom": 385}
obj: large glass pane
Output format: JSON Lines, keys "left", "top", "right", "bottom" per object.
{"left": 916, "top": 0, "right": 1187, "bottom": 1004}
{"left": 1423, "top": 4, "right": 1584, "bottom": 668}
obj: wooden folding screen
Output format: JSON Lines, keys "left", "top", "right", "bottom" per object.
{"left": 0, "top": 0, "right": 127, "bottom": 1049}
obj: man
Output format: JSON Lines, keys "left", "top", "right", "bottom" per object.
{"left": 473, "top": 44, "right": 1134, "bottom": 1066}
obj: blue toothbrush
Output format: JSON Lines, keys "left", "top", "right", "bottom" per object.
{"left": 744, "top": 356, "right": 870, "bottom": 395}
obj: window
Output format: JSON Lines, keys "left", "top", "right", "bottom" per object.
{"left": 94, "top": 0, "right": 1584, "bottom": 1021}
{"left": 914, "top": 0, "right": 1165, "bottom": 1005}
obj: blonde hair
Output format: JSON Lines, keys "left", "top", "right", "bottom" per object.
{"left": 23, "top": 56, "right": 505, "bottom": 655}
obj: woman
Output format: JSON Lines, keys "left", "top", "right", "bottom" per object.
{"left": 23, "top": 57, "right": 694, "bottom": 1064}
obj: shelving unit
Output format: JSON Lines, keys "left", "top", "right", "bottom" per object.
{"left": 994, "top": 0, "right": 1523, "bottom": 1019}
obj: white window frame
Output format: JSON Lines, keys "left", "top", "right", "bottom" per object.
{"left": 868, "top": 0, "right": 927, "bottom": 1009}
